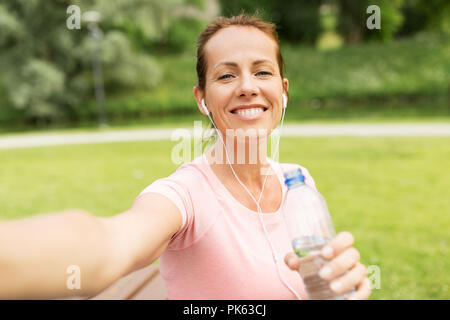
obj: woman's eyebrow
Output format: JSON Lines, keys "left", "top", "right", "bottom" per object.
{"left": 252, "top": 59, "right": 274, "bottom": 66}
{"left": 213, "top": 59, "right": 274, "bottom": 71}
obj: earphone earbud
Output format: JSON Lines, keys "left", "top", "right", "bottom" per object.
{"left": 282, "top": 94, "right": 287, "bottom": 109}
{"left": 201, "top": 99, "right": 209, "bottom": 116}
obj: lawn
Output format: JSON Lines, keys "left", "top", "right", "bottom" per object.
{"left": 0, "top": 137, "right": 449, "bottom": 299}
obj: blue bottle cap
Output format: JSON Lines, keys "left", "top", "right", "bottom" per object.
{"left": 283, "top": 168, "right": 305, "bottom": 187}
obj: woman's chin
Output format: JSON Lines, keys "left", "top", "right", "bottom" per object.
{"left": 223, "top": 123, "right": 272, "bottom": 141}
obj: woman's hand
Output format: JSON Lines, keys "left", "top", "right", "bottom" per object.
{"left": 284, "top": 231, "right": 371, "bottom": 300}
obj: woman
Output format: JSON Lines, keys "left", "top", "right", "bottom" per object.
{"left": 0, "top": 14, "right": 370, "bottom": 300}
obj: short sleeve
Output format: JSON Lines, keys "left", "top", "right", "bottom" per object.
{"left": 138, "top": 177, "right": 194, "bottom": 247}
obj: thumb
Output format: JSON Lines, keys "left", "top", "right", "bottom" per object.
{"left": 284, "top": 252, "right": 300, "bottom": 270}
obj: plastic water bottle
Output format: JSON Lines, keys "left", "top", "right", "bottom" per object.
{"left": 283, "top": 168, "right": 353, "bottom": 300}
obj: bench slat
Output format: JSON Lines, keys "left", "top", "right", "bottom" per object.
{"left": 91, "top": 265, "right": 159, "bottom": 300}
{"left": 130, "top": 271, "right": 168, "bottom": 300}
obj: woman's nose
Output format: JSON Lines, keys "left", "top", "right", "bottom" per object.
{"left": 236, "top": 73, "right": 259, "bottom": 98}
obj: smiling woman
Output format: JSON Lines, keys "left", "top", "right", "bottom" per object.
{"left": 0, "top": 13, "right": 370, "bottom": 300}
{"left": 193, "top": 16, "right": 288, "bottom": 136}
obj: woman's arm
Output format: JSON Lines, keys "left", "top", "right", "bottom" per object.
{"left": 0, "top": 209, "right": 112, "bottom": 299}
{"left": 0, "top": 193, "right": 182, "bottom": 299}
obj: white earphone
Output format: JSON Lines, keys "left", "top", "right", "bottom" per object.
{"left": 201, "top": 98, "right": 209, "bottom": 116}
{"left": 201, "top": 94, "right": 287, "bottom": 116}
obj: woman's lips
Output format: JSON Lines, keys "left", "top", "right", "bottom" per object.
{"left": 230, "top": 107, "right": 268, "bottom": 120}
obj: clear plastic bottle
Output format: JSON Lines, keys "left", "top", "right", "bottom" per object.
{"left": 283, "top": 168, "right": 353, "bottom": 300}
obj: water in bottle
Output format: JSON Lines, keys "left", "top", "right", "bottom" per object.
{"left": 283, "top": 168, "right": 353, "bottom": 300}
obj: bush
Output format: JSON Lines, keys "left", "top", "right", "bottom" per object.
{"left": 166, "top": 17, "right": 208, "bottom": 53}
{"left": 218, "top": 0, "right": 323, "bottom": 44}
{"left": 336, "top": 0, "right": 404, "bottom": 43}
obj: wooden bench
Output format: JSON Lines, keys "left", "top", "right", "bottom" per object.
{"left": 60, "top": 264, "right": 168, "bottom": 300}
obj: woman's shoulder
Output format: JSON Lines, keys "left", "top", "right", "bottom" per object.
{"left": 141, "top": 155, "right": 209, "bottom": 193}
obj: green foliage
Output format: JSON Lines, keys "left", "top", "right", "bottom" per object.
{"left": 166, "top": 17, "right": 208, "bottom": 53}
{"left": 81, "top": 32, "right": 448, "bottom": 122}
{"left": 185, "top": 0, "right": 207, "bottom": 10}
{"left": 90, "top": 0, "right": 185, "bottom": 41}
{"left": 0, "top": 0, "right": 447, "bottom": 128}
{"left": 218, "top": 0, "right": 323, "bottom": 44}
{"left": 336, "top": 0, "right": 404, "bottom": 43}
{"left": 0, "top": 3, "right": 24, "bottom": 46}
{"left": 333, "top": 0, "right": 449, "bottom": 42}
{"left": 282, "top": 32, "right": 450, "bottom": 100}
{"left": 217, "top": 0, "right": 448, "bottom": 44}
{"left": 0, "top": 0, "right": 209, "bottom": 124}
{"left": 98, "top": 0, "right": 207, "bottom": 54}
{"left": 270, "top": 0, "right": 323, "bottom": 44}
{"left": 399, "top": 0, "right": 450, "bottom": 35}
{"left": 8, "top": 59, "right": 65, "bottom": 118}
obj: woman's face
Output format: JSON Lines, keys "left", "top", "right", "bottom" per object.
{"left": 194, "top": 26, "right": 288, "bottom": 138}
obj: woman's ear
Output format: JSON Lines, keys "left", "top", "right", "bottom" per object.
{"left": 282, "top": 78, "right": 289, "bottom": 106}
{"left": 193, "top": 86, "right": 208, "bottom": 116}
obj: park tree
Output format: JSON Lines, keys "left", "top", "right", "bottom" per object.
{"left": 335, "top": 0, "right": 405, "bottom": 43}
{"left": 0, "top": 0, "right": 202, "bottom": 126}
{"left": 218, "top": 0, "right": 323, "bottom": 45}
{"left": 398, "top": 0, "right": 450, "bottom": 36}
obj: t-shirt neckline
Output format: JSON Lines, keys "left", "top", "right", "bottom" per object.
{"left": 201, "top": 153, "right": 286, "bottom": 216}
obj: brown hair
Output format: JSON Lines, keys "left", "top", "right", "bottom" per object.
{"left": 196, "top": 13, "right": 287, "bottom": 97}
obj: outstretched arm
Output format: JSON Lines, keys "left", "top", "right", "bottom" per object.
{"left": 0, "top": 193, "right": 182, "bottom": 299}
{"left": 0, "top": 209, "right": 113, "bottom": 299}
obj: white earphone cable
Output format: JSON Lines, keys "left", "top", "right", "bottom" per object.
{"left": 203, "top": 98, "right": 301, "bottom": 300}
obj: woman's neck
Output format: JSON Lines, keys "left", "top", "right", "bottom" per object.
{"left": 205, "top": 138, "right": 275, "bottom": 189}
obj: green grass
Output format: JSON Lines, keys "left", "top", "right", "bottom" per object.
{"left": 0, "top": 137, "right": 449, "bottom": 299}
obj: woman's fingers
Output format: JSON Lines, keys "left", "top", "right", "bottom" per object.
{"left": 284, "top": 248, "right": 371, "bottom": 300}
{"left": 284, "top": 252, "right": 300, "bottom": 270}
{"left": 328, "top": 262, "right": 367, "bottom": 295}
{"left": 319, "top": 247, "right": 360, "bottom": 281}
{"left": 321, "top": 231, "right": 354, "bottom": 260}
{"left": 347, "top": 277, "right": 372, "bottom": 300}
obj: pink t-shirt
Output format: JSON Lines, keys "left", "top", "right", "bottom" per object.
{"left": 139, "top": 153, "right": 318, "bottom": 300}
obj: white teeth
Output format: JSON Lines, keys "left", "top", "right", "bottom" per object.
{"left": 235, "top": 108, "right": 264, "bottom": 116}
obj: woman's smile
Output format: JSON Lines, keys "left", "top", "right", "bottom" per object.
{"left": 229, "top": 104, "right": 269, "bottom": 121}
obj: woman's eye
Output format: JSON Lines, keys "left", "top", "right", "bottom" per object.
{"left": 218, "top": 72, "right": 271, "bottom": 80}
{"left": 218, "top": 74, "right": 233, "bottom": 80}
